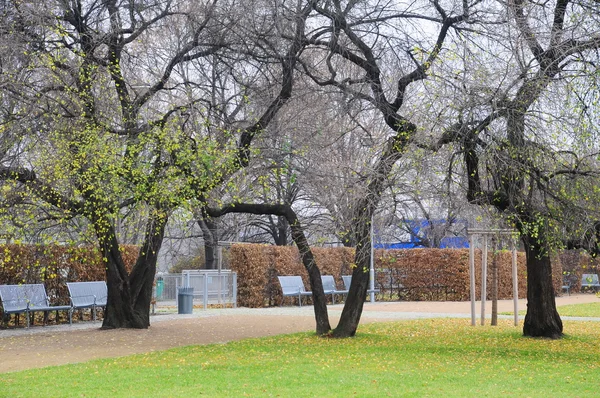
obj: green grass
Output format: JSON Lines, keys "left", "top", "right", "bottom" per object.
{"left": 502, "top": 301, "right": 600, "bottom": 317}
{"left": 557, "top": 302, "right": 600, "bottom": 317}
{"left": 1, "top": 319, "right": 599, "bottom": 397}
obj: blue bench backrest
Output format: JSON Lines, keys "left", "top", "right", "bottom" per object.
{"left": 0, "top": 284, "right": 50, "bottom": 312}
{"left": 277, "top": 276, "right": 309, "bottom": 294}
{"left": 67, "top": 281, "right": 108, "bottom": 307}
{"left": 342, "top": 275, "right": 352, "bottom": 291}
{"left": 321, "top": 275, "right": 338, "bottom": 292}
{"left": 581, "top": 274, "right": 600, "bottom": 286}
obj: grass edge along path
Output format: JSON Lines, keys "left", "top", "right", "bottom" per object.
{"left": 1, "top": 319, "right": 599, "bottom": 398}
{"left": 502, "top": 301, "right": 600, "bottom": 318}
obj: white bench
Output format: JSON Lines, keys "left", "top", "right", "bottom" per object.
{"left": 321, "top": 275, "right": 348, "bottom": 304}
{"left": 581, "top": 274, "right": 600, "bottom": 292}
{"left": 342, "top": 275, "right": 380, "bottom": 296}
{"left": 67, "top": 281, "right": 108, "bottom": 321}
{"left": 277, "top": 276, "right": 312, "bottom": 306}
{"left": 0, "top": 284, "right": 72, "bottom": 328}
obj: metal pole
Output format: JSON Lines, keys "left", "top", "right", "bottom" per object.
{"left": 217, "top": 246, "right": 223, "bottom": 306}
{"left": 481, "top": 234, "right": 488, "bottom": 325}
{"left": 370, "top": 215, "right": 375, "bottom": 303}
{"left": 203, "top": 273, "right": 208, "bottom": 310}
{"left": 233, "top": 272, "right": 238, "bottom": 308}
{"left": 491, "top": 238, "right": 498, "bottom": 326}
{"left": 469, "top": 234, "right": 476, "bottom": 326}
{"left": 512, "top": 240, "right": 519, "bottom": 326}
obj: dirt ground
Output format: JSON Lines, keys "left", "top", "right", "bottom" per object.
{"left": 1, "top": 294, "right": 597, "bottom": 373}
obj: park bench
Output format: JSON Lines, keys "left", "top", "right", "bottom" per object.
{"left": 0, "top": 284, "right": 72, "bottom": 328}
{"left": 561, "top": 275, "right": 573, "bottom": 296}
{"left": 321, "top": 275, "right": 348, "bottom": 304}
{"left": 581, "top": 274, "right": 600, "bottom": 292}
{"left": 277, "top": 276, "right": 312, "bottom": 306}
{"left": 67, "top": 281, "right": 108, "bottom": 322}
{"left": 342, "top": 275, "right": 380, "bottom": 297}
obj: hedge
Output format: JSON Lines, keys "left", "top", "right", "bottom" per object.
{"left": 559, "top": 250, "right": 600, "bottom": 294}
{"left": 229, "top": 244, "right": 573, "bottom": 307}
{"left": 0, "top": 244, "right": 138, "bottom": 315}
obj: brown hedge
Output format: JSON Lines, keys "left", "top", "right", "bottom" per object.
{"left": 0, "top": 244, "right": 138, "bottom": 312}
{"left": 229, "top": 244, "right": 356, "bottom": 307}
{"left": 559, "top": 250, "right": 600, "bottom": 294}
{"left": 229, "top": 244, "right": 564, "bottom": 307}
{"left": 377, "top": 249, "right": 530, "bottom": 301}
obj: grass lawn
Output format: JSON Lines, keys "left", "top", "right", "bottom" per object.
{"left": 1, "top": 319, "right": 599, "bottom": 397}
{"left": 502, "top": 301, "right": 600, "bottom": 317}
{"left": 557, "top": 302, "right": 600, "bottom": 317}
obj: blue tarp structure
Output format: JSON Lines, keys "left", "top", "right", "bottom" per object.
{"left": 374, "top": 219, "right": 469, "bottom": 249}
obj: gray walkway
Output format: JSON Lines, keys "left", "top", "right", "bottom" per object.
{"left": 2, "top": 294, "right": 598, "bottom": 338}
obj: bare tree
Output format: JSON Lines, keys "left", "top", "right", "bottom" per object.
{"left": 440, "top": 0, "right": 600, "bottom": 338}
{"left": 0, "top": 0, "right": 311, "bottom": 329}
{"left": 298, "top": 0, "right": 470, "bottom": 337}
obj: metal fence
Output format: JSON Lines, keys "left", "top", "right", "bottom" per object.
{"left": 154, "top": 270, "right": 237, "bottom": 309}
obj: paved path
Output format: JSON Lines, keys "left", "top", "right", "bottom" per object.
{"left": 0, "top": 294, "right": 597, "bottom": 373}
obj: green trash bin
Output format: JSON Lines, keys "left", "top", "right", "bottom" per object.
{"left": 177, "top": 287, "right": 194, "bottom": 314}
{"left": 156, "top": 278, "right": 164, "bottom": 299}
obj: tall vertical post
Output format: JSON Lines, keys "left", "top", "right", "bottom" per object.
{"left": 512, "top": 239, "right": 519, "bottom": 326}
{"left": 481, "top": 234, "right": 488, "bottom": 325}
{"left": 233, "top": 272, "right": 238, "bottom": 308}
{"left": 491, "top": 237, "right": 498, "bottom": 326}
{"left": 203, "top": 273, "right": 208, "bottom": 310}
{"left": 369, "top": 215, "right": 375, "bottom": 303}
{"left": 469, "top": 234, "right": 476, "bottom": 326}
{"left": 217, "top": 245, "right": 223, "bottom": 306}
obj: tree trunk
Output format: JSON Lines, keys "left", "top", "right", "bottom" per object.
{"left": 288, "top": 212, "right": 330, "bottom": 335}
{"left": 198, "top": 218, "right": 218, "bottom": 269}
{"left": 275, "top": 215, "right": 288, "bottom": 246}
{"left": 100, "top": 211, "right": 168, "bottom": 329}
{"left": 332, "top": 239, "right": 370, "bottom": 337}
{"left": 207, "top": 203, "right": 331, "bottom": 334}
{"left": 522, "top": 234, "right": 563, "bottom": 339}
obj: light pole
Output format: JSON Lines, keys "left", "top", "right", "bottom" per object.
{"left": 370, "top": 215, "right": 375, "bottom": 303}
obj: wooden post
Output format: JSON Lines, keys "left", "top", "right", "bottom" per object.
{"left": 481, "top": 234, "right": 488, "bottom": 325}
{"left": 512, "top": 240, "right": 519, "bottom": 326}
{"left": 469, "top": 234, "right": 476, "bottom": 326}
{"left": 491, "top": 238, "right": 498, "bottom": 326}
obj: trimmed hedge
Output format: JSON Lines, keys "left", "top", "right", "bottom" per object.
{"left": 0, "top": 244, "right": 138, "bottom": 312}
{"left": 559, "top": 250, "right": 600, "bottom": 294}
{"left": 229, "top": 245, "right": 355, "bottom": 307}
{"left": 377, "top": 249, "right": 529, "bottom": 301}
{"left": 229, "top": 244, "right": 570, "bottom": 307}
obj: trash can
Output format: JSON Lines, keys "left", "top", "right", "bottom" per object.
{"left": 156, "top": 278, "right": 164, "bottom": 299}
{"left": 177, "top": 287, "right": 194, "bottom": 314}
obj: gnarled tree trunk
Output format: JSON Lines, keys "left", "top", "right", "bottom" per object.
{"left": 198, "top": 217, "right": 218, "bottom": 269}
{"left": 99, "top": 211, "right": 168, "bottom": 329}
{"left": 522, "top": 234, "right": 562, "bottom": 338}
{"left": 332, "top": 234, "right": 370, "bottom": 337}
{"left": 207, "top": 203, "right": 331, "bottom": 335}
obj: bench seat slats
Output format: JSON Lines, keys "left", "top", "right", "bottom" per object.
{"left": 67, "top": 281, "right": 108, "bottom": 321}
{"left": 277, "top": 276, "right": 312, "bottom": 306}
{"left": 0, "top": 284, "right": 72, "bottom": 328}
